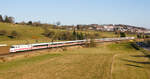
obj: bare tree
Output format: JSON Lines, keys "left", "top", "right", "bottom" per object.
{"left": 0, "top": 15, "right": 3, "bottom": 22}
{"left": 4, "top": 16, "right": 14, "bottom": 23}
{"left": 56, "top": 21, "right": 61, "bottom": 26}
{"left": 8, "top": 16, "right": 14, "bottom": 23}
{"left": 28, "top": 21, "right": 33, "bottom": 25}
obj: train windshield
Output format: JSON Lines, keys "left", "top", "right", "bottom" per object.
{"left": 11, "top": 46, "right": 15, "bottom": 48}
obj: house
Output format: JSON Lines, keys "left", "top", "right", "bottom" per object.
{"left": 103, "top": 25, "right": 115, "bottom": 31}
{"left": 144, "top": 30, "right": 150, "bottom": 34}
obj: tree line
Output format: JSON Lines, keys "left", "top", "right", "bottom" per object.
{"left": 42, "top": 28, "right": 99, "bottom": 48}
{"left": 137, "top": 33, "right": 150, "bottom": 39}
{"left": 42, "top": 27, "right": 100, "bottom": 41}
{"left": 0, "top": 15, "right": 14, "bottom": 23}
{"left": 0, "top": 30, "right": 18, "bottom": 38}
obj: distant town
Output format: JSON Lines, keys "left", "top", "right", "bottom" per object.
{"left": 61, "top": 24, "right": 150, "bottom": 34}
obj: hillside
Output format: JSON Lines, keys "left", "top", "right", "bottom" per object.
{"left": 0, "top": 43, "right": 149, "bottom": 79}
{"left": 0, "top": 23, "right": 48, "bottom": 39}
{"left": 0, "top": 23, "right": 135, "bottom": 45}
{"left": 0, "top": 23, "right": 56, "bottom": 45}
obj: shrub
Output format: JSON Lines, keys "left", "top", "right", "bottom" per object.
{"left": 120, "top": 32, "right": 126, "bottom": 37}
{"left": 137, "top": 34, "right": 142, "bottom": 38}
{"left": 8, "top": 30, "right": 18, "bottom": 38}
{"left": 0, "top": 30, "right": 7, "bottom": 36}
{"left": 130, "top": 43, "right": 140, "bottom": 50}
{"left": 145, "top": 35, "right": 150, "bottom": 38}
{"left": 85, "top": 38, "right": 97, "bottom": 48}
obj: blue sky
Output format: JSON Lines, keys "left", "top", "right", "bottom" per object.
{"left": 0, "top": 0, "right": 150, "bottom": 28}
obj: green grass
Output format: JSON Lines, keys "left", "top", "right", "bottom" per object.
{"left": 0, "top": 39, "right": 51, "bottom": 46}
{"left": 0, "top": 54, "right": 62, "bottom": 71}
{"left": 0, "top": 42, "right": 149, "bottom": 79}
{"left": 0, "top": 22, "right": 51, "bottom": 45}
{"left": 0, "top": 22, "right": 136, "bottom": 46}
{"left": 112, "top": 53, "right": 150, "bottom": 79}
{"left": 0, "top": 23, "right": 45, "bottom": 40}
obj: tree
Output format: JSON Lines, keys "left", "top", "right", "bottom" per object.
{"left": 146, "top": 40, "right": 150, "bottom": 47}
{"left": 85, "top": 38, "right": 97, "bottom": 48}
{"left": 137, "top": 34, "right": 141, "bottom": 38}
{"left": 77, "top": 25, "right": 80, "bottom": 30}
{"left": 72, "top": 29, "right": 77, "bottom": 40}
{"left": 8, "top": 17, "right": 14, "bottom": 23}
{"left": 145, "top": 35, "right": 150, "bottom": 38}
{"left": 94, "top": 33, "right": 100, "bottom": 38}
{"left": 73, "top": 29, "right": 76, "bottom": 35}
{"left": 0, "top": 30, "right": 7, "bottom": 35}
{"left": 8, "top": 30, "right": 18, "bottom": 38}
{"left": 4, "top": 16, "right": 14, "bottom": 23}
{"left": 4, "top": 16, "right": 9, "bottom": 23}
{"left": 120, "top": 32, "right": 126, "bottom": 37}
{"left": 80, "top": 32, "right": 84, "bottom": 40}
{"left": 28, "top": 21, "right": 32, "bottom": 25}
{"left": 56, "top": 21, "right": 61, "bottom": 26}
{"left": 11, "top": 31, "right": 18, "bottom": 37}
{"left": 0, "top": 15, "right": 3, "bottom": 22}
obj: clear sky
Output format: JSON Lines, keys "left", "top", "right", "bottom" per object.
{"left": 0, "top": 0, "right": 150, "bottom": 28}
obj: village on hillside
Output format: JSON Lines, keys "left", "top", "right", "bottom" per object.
{"left": 61, "top": 24, "right": 150, "bottom": 34}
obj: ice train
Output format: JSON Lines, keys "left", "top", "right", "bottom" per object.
{"left": 10, "top": 37, "right": 135, "bottom": 53}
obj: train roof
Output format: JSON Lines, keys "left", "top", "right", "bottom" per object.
{"left": 10, "top": 37, "right": 135, "bottom": 47}
{"left": 31, "top": 43, "right": 50, "bottom": 46}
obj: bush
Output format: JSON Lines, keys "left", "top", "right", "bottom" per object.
{"left": 130, "top": 43, "right": 140, "bottom": 50}
{"left": 85, "top": 39, "right": 97, "bottom": 48}
{"left": 145, "top": 40, "right": 150, "bottom": 47}
{"left": 145, "top": 35, "right": 150, "bottom": 38}
{"left": 8, "top": 30, "right": 18, "bottom": 38}
{"left": 42, "top": 28, "right": 86, "bottom": 41}
{"left": 137, "top": 34, "right": 142, "bottom": 38}
{"left": 120, "top": 32, "right": 126, "bottom": 37}
{"left": 0, "top": 30, "right": 7, "bottom": 36}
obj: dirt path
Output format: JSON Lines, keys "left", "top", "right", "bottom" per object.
{"left": 110, "top": 54, "right": 119, "bottom": 79}
{"left": 0, "top": 46, "right": 10, "bottom": 55}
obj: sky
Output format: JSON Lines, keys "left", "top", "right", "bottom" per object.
{"left": 0, "top": 0, "right": 150, "bottom": 28}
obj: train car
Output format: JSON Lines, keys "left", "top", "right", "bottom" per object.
{"left": 9, "top": 40, "right": 86, "bottom": 53}
{"left": 10, "top": 45, "right": 32, "bottom": 53}
{"left": 31, "top": 43, "right": 50, "bottom": 50}
{"left": 9, "top": 37, "right": 135, "bottom": 53}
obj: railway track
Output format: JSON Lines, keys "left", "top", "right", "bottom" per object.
{"left": 0, "top": 37, "right": 135, "bottom": 58}
{"left": 0, "top": 44, "right": 84, "bottom": 58}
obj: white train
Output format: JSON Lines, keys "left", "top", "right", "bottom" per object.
{"left": 10, "top": 40, "right": 86, "bottom": 53}
{"left": 9, "top": 37, "right": 135, "bottom": 53}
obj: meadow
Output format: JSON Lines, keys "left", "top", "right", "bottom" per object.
{"left": 0, "top": 23, "right": 136, "bottom": 45}
{"left": 0, "top": 23, "right": 51, "bottom": 45}
{"left": 0, "top": 42, "right": 149, "bottom": 79}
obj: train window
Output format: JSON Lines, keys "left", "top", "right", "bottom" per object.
{"left": 33, "top": 44, "right": 48, "bottom": 47}
{"left": 57, "top": 43, "right": 63, "bottom": 44}
{"left": 66, "top": 42, "right": 74, "bottom": 43}
{"left": 51, "top": 43, "right": 57, "bottom": 45}
{"left": 52, "top": 43, "right": 63, "bottom": 45}
{"left": 11, "top": 46, "right": 15, "bottom": 48}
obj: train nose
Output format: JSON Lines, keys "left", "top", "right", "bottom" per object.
{"left": 9, "top": 49, "right": 16, "bottom": 53}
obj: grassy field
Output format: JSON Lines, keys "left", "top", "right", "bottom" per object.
{"left": 0, "top": 22, "right": 50, "bottom": 45}
{"left": 0, "top": 22, "right": 136, "bottom": 45}
{"left": 0, "top": 23, "right": 45, "bottom": 40}
{"left": 0, "top": 42, "right": 149, "bottom": 79}
{"left": 0, "top": 22, "right": 117, "bottom": 45}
